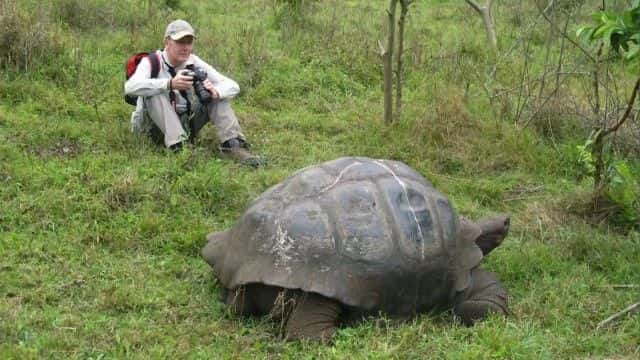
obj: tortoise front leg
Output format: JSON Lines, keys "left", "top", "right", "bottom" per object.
{"left": 225, "top": 284, "right": 283, "bottom": 317}
{"left": 285, "top": 292, "right": 342, "bottom": 343}
{"left": 454, "top": 268, "right": 508, "bottom": 326}
{"left": 224, "top": 286, "right": 259, "bottom": 316}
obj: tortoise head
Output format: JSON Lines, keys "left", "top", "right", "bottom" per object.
{"left": 474, "top": 215, "right": 510, "bottom": 256}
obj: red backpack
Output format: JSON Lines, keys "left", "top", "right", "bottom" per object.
{"left": 124, "top": 51, "right": 161, "bottom": 105}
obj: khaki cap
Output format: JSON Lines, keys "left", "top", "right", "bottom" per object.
{"left": 165, "top": 19, "right": 196, "bottom": 40}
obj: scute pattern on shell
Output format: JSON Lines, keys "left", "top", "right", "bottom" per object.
{"left": 203, "top": 157, "right": 483, "bottom": 315}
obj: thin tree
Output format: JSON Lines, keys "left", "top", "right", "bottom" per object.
{"left": 379, "top": 0, "right": 412, "bottom": 123}
{"left": 379, "top": 0, "right": 397, "bottom": 124}
{"left": 465, "top": 0, "right": 497, "bottom": 51}
{"left": 577, "top": 2, "right": 640, "bottom": 193}
{"left": 395, "top": 0, "right": 413, "bottom": 121}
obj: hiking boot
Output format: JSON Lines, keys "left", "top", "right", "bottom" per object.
{"left": 169, "top": 141, "right": 184, "bottom": 153}
{"left": 220, "top": 138, "right": 262, "bottom": 167}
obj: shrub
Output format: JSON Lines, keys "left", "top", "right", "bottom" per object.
{"left": 52, "top": 0, "right": 157, "bottom": 32}
{"left": 0, "top": 0, "right": 65, "bottom": 71}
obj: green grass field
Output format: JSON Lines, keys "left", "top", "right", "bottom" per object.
{"left": 1, "top": 0, "right": 638, "bottom": 358}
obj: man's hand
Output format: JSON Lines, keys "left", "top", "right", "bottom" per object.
{"left": 202, "top": 79, "right": 220, "bottom": 99}
{"left": 170, "top": 70, "right": 194, "bottom": 91}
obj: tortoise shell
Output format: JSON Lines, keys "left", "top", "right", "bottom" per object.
{"left": 203, "top": 157, "right": 483, "bottom": 316}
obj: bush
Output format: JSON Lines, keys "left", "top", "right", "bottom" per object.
{"left": 605, "top": 161, "right": 640, "bottom": 226}
{"left": 0, "top": 0, "right": 65, "bottom": 71}
{"left": 52, "top": 0, "right": 167, "bottom": 32}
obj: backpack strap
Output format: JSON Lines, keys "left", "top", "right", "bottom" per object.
{"left": 161, "top": 53, "right": 191, "bottom": 115}
{"left": 148, "top": 51, "right": 161, "bottom": 79}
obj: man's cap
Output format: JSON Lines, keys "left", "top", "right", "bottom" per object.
{"left": 165, "top": 19, "right": 196, "bottom": 40}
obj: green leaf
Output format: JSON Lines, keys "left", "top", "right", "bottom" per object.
{"left": 575, "top": 26, "right": 589, "bottom": 39}
{"left": 625, "top": 43, "right": 640, "bottom": 60}
{"left": 601, "top": 11, "right": 620, "bottom": 25}
{"left": 591, "top": 12, "right": 604, "bottom": 23}
{"left": 576, "top": 26, "right": 597, "bottom": 46}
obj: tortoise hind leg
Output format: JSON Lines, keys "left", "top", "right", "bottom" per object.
{"left": 285, "top": 292, "right": 342, "bottom": 343}
{"left": 454, "top": 268, "right": 508, "bottom": 326}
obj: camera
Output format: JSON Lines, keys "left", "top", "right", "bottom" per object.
{"left": 184, "top": 64, "right": 212, "bottom": 104}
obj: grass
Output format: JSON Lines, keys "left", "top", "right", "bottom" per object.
{"left": 1, "top": 0, "right": 639, "bottom": 358}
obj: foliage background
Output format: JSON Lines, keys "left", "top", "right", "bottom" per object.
{"left": 0, "top": 0, "right": 638, "bottom": 358}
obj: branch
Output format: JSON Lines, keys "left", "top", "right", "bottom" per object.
{"left": 535, "top": 0, "right": 596, "bottom": 63}
{"left": 465, "top": 0, "right": 482, "bottom": 14}
{"left": 521, "top": 87, "right": 561, "bottom": 129}
{"left": 400, "top": 0, "right": 414, "bottom": 7}
{"left": 596, "top": 302, "right": 640, "bottom": 330}
{"left": 488, "top": 70, "right": 590, "bottom": 99}
{"left": 601, "top": 77, "right": 640, "bottom": 137}
{"left": 602, "top": 284, "right": 640, "bottom": 290}
{"left": 499, "top": 0, "right": 556, "bottom": 65}
{"left": 480, "top": 0, "right": 557, "bottom": 95}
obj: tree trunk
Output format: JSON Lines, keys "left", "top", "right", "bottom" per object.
{"left": 465, "top": 0, "right": 497, "bottom": 50}
{"left": 383, "top": 0, "right": 397, "bottom": 124}
{"left": 592, "top": 131, "right": 605, "bottom": 194}
{"left": 395, "top": 0, "right": 411, "bottom": 121}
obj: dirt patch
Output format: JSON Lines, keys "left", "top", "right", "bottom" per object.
{"left": 34, "top": 139, "right": 81, "bottom": 159}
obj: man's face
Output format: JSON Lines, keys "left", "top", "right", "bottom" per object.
{"left": 165, "top": 36, "right": 194, "bottom": 65}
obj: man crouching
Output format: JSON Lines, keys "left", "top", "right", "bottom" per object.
{"left": 125, "top": 19, "right": 261, "bottom": 166}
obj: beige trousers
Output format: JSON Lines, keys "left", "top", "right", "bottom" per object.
{"left": 143, "top": 94, "right": 245, "bottom": 147}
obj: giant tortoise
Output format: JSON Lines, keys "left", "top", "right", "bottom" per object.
{"left": 202, "top": 157, "right": 510, "bottom": 342}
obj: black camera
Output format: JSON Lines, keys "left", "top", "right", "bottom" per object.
{"left": 184, "top": 65, "right": 212, "bottom": 104}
